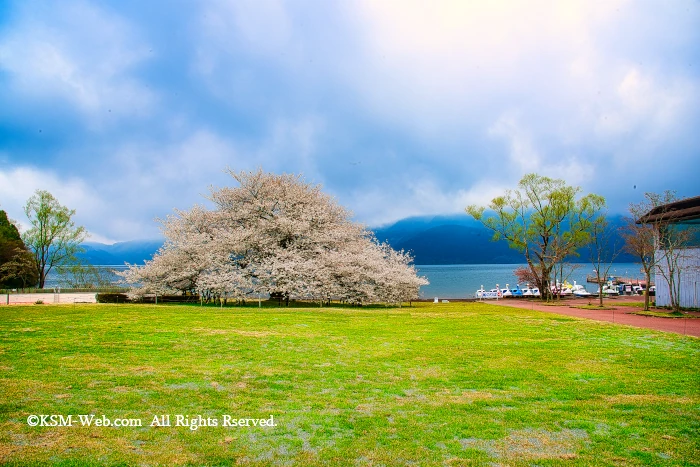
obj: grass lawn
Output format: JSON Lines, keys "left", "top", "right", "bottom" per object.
{"left": 615, "top": 302, "right": 648, "bottom": 308}
{"left": 631, "top": 311, "right": 700, "bottom": 319}
{"left": 572, "top": 305, "right": 617, "bottom": 311}
{"left": 0, "top": 302, "right": 698, "bottom": 466}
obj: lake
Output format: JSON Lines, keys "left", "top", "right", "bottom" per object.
{"left": 43, "top": 263, "right": 647, "bottom": 300}
{"left": 415, "top": 263, "right": 647, "bottom": 299}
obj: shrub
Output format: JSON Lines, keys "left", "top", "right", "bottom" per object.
{"left": 136, "top": 295, "right": 200, "bottom": 304}
{"left": 96, "top": 293, "right": 130, "bottom": 304}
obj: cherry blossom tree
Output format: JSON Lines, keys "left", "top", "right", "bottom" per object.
{"left": 123, "top": 168, "right": 427, "bottom": 305}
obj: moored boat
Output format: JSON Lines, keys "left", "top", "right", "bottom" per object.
{"left": 500, "top": 284, "right": 513, "bottom": 298}
{"left": 596, "top": 281, "right": 620, "bottom": 296}
{"left": 475, "top": 286, "right": 500, "bottom": 299}
{"left": 551, "top": 281, "right": 573, "bottom": 296}
{"left": 571, "top": 281, "right": 592, "bottom": 297}
{"left": 521, "top": 284, "right": 541, "bottom": 297}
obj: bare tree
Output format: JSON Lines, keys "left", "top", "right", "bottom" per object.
{"left": 56, "top": 263, "right": 116, "bottom": 289}
{"left": 621, "top": 204, "right": 658, "bottom": 311}
{"left": 634, "top": 191, "right": 699, "bottom": 312}
{"left": 513, "top": 266, "right": 538, "bottom": 286}
{"left": 588, "top": 213, "right": 622, "bottom": 307}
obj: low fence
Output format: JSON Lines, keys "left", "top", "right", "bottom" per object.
{"left": 1, "top": 293, "right": 98, "bottom": 305}
{"left": 0, "top": 287, "right": 128, "bottom": 294}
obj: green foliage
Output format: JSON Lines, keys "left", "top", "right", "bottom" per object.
{"left": 22, "top": 190, "right": 87, "bottom": 288}
{"left": 0, "top": 210, "right": 39, "bottom": 288}
{"left": 0, "top": 210, "right": 21, "bottom": 241}
{"left": 0, "top": 247, "right": 39, "bottom": 289}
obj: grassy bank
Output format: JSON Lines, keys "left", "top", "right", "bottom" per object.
{"left": 0, "top": 303, "right": 698, "bottom": 466}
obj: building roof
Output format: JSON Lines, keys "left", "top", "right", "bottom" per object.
{"left": 638, "top": 195, "right": 700, "bottom": 224}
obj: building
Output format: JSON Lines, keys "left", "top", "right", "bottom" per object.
{"left": 639, "top": 195, "right": 700, "bottom": 309}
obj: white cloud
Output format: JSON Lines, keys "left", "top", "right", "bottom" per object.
{"left": 488, "top": 112, "right": 542, "bottom": 175}
{"left": 0, "top": 122, "right": 330, "bottom": 241}
{"left": 595, "top": 68, "right": 696, "bottom": 141}
{"left": 347, "top": 0, "right": 628, "bottom": 135}
{"left": 193, "top": 0, "right": 300, "bottom": 93}
{"left": 203, "top": 0, "right": 294, "bottom": 58}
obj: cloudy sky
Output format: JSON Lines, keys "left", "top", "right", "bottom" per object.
{"left": 1, "top": 0, "right": 698, "bottom": 243}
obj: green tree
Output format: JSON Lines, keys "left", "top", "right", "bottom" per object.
{"left": 0, "top": 210, "right": 39, "bottom": 289}
{"left": 466, "top": 173, "right": 605, "bottom": 300}
{"left": 0, "top": 248, "right": 39, "bottom": 289}
{"left": 22, "top": 190, "right": 88, "bottom": 288}
{"left": 0, "top": 209, "right": 22, "bottom": 242}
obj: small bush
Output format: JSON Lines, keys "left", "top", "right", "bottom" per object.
{"left": 137, "top": 295, "right": 200, "bottom": 304}
{"left": 34, "top": 299, "right": 44, "bottom": 305}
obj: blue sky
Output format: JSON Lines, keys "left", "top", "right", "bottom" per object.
{"left": 1, "top": 0, "right": 698, "bottom": 243}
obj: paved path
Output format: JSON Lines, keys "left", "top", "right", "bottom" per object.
{"left": 493, "top": 297, "right": 700, "bottom": 337}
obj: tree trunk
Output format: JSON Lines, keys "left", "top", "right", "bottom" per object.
{"left": 643, "top": 270, "right": 651, "bottom": 311}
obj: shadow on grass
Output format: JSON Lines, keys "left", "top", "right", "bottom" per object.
{"left": 150, "top": 299, "right": 410, "bottom": 310}
{"left": 571, "top": 305, "right": 616, "bottom": 311}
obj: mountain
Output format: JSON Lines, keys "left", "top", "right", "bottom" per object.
{"left": 77, "top": 239, "right": 163, "bottom": 265}
{"left": 373, "top": 215, "right": 521, "bottom": 264}
{"left": 372, "top": 214, "right": 636, "bottom": 265}
{"left": 76, "top": 213, "right": 637, "bottom": 266}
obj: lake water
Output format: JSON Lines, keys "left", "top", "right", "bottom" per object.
{"left": 43, "top": 265, "right": 129, "bottom": 289}
{"left": 415, "top": 263, "right": 647, "bottom": 299}
{"left": 43, "top": 263, "right": 647, "bottom": 300}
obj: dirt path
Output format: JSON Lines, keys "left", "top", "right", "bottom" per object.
{"left": 492, "top": 296, "right": 700, "bottom": 337}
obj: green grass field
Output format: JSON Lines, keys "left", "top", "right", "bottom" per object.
{"left": 1, "top": 302, "right": 698, "bottom": 466}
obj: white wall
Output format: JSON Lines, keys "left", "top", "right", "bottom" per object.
{"left": 655, "top": 247, "right": 700, "bottom": 308}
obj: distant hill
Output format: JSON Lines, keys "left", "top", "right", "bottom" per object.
{"left": 78, "top": 239, "right": 162, "bottom": 265}
{"left": 373, "top": 215, "right": 522, "bottom": 264}
{"left": 372, "top": 214, "right": 636, "bottom": 265}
